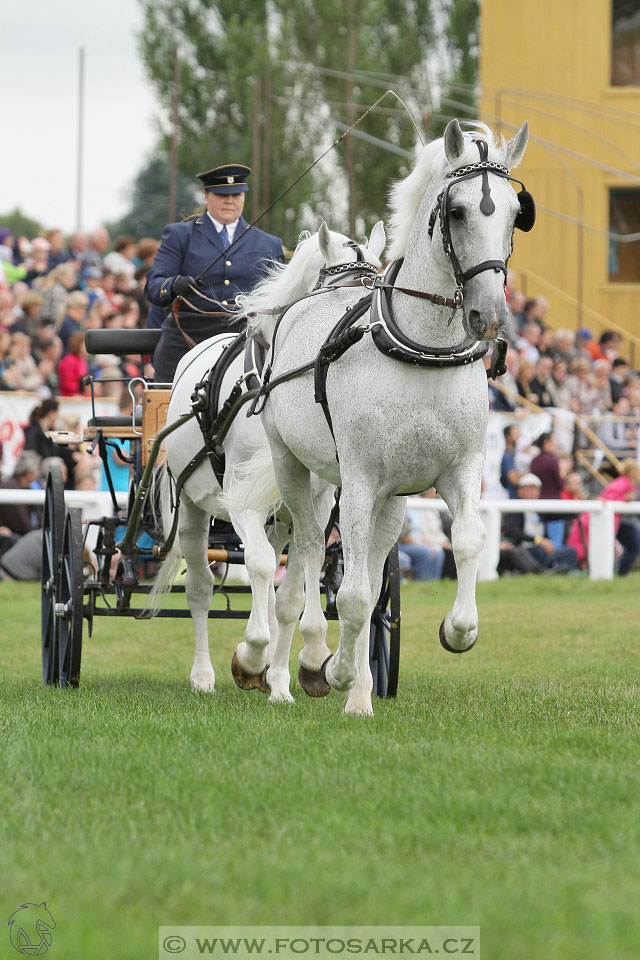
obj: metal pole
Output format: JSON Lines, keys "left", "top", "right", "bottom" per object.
{"left": 252, "top": 75, "right": 261, "bottom": 222}
{"left": 169, "top": 45, "right": 180, "bottom": 223}
{"left": 76, "top": 47, "right": 85, "bottom": 231}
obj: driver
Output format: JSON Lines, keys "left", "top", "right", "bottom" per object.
{"left": 145, "top": 163, "right": 284, "bottom": 381}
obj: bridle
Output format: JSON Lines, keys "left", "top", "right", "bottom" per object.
{"left": 427, "top": 139, "right": 536, "bottom": 296}
{"left": 314, "top": 239, "right": 379, "bottom": 288}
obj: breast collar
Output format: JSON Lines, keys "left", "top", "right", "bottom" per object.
{"left": 369, "top": 259, "right": 489, "bottom": 368}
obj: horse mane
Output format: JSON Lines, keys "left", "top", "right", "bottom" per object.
{"left": 237, "top": 228, "right": 357, "bottom": 344}
{"left": 386, "top": 121, "right": 507, "bottom": 260}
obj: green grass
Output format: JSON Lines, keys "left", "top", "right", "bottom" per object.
{"left": 1, "top": 577, "right": 639, "bottom": 960}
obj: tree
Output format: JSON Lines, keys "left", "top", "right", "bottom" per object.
{"left": 0, "top": 208, "right": 44, "bottom": 238}
{"left": 432, "top": 0, "right": 480, "bottom": 137}
{"left": 137, "top": 0, "right": 434, "bottom": 242}
{"left": 106, "top": 154, "right": 199, "bottom": 240}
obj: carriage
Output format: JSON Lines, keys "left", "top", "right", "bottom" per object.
{"left": 40, "top": 326, "right": 401, "bottom": 698}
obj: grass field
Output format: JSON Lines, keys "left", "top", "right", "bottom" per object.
{"left": 1, "top": 576, "right": 639, "bottom": 960}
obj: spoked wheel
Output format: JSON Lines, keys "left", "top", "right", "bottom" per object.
{"left": 57, "top": 508, "right": 84, "bottom": 688}
{"left": 41, "top": 463, "right": 65, "bottom": 685}
{"left": 369, "top": 543, "right": 401, "bottom": 698}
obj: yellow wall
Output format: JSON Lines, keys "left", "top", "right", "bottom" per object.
{"left": 480, "top": 0, "right": 640, "bottom": 357}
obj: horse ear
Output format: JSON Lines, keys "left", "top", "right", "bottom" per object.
{"left": 318, "top": 222, "right": 336, "bottom": 262}
{"left": 444, "top": 119, "right": 465, "bottom": 163}
{"left": 368, "top": 220, "right": 386, "bottom": 262}
{"left": 504, "top": 121, "right": 529, "bottom": 169}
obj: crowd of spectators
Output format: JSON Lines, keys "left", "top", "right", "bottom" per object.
{"left": 0, "top": 225, "right": 157, "bottom": 397}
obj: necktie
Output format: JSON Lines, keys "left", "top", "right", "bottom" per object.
{"left": 219, "top": 225, "right": 230, "bottom": 250}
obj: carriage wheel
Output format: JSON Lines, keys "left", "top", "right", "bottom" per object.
{"left": 57, "top": 508, "right": 84, "bottom": 688}
{"left": 41, "top": 463, "right": 65, "bottom": 685}
{"left": 369, "top": 544, "right": 401, "bottom": 698}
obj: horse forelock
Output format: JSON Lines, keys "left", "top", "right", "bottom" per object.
{"left": 386, "top": 121, "right": 506, "bottom": 260}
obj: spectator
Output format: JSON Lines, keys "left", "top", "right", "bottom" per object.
{"left": 0, "top": 450, "right": 42, "bottom": 561}
{"left": 546, "top": 358, "right": 572, "bottom": 409}
{"left": 503, "top": 473, "right": 577, "bottom": 573}
{"left": 57, "top": 331, "right": 89, "bottom": 396}
{"left": 627, "top": 376, "right": 640, "bottom": 415}
{"left": 592, "top": 358, "right": 613, "bottom": 412}
{"left": 44, "top": 229, "right": 68, "bottom": 269}
{"left": 58, "top": 290, "right": 89, "bottom": 351}
{"left": 515, "top": 360, "right": 536, "bottom": 402}
{"left": 610, "top": 357, "right": 630, "bottom": 403}
{"left": 553, "top": 328, "right": 578, "bottom": 366}
{"left": 561, "top": 471, "right": 586, "bottom": 502}
{"left": 5, "top": 331, "right": 44, "bottom": 392}
{"left": 598, "top": 396, "right": 637, "bottom": 453}
{"left": 32, "top": 330, "right": 62, "bottom": 396}
{"left": 566, "top": 356, "right": 599, "bottom": 414}
{"left": 528, "top": 355, "right": 554, "bottom": 407}
{"left": 516, "top": 321, "right": 541, "bottom": 364}
{"left": 500, "top": 424, "right": 522, "bottom": 498}
{"left": 537, "top": 327, "right": 556, "bottom": 359}
{"left": 530, "top": 431, "right": 565, "bottom": 546}
{"left": 83, "top": 227, "right": 110, "bottom": 270}
{"left": 398, "top": 508, "right": 444, "bottom": 581}
{"left": 39, "top": 263, "right": 76, "bottom": 326}
{"left": 23, "top": 237, "right": 52, "bottom": 286}
{"left": 66, "top": 231, "right": 89, "bottom": 268}
{"left": 567, "top": 460, "right": 640, "bottom": 575}
{"left": 103, "top": 235, "right": 137, "bottom": 278}
{"left": 23, "top": 399, "right": 61, "bottom": 459}
{"left": 12, "top": 290, "right": 44, "bottom": 338}
{"left": 136, "top": 237, "right": 160, "bottom": 270}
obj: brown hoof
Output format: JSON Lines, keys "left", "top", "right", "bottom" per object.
{"left": 298, "top": 655, "right": 332, "bottom": 697}
{"left": 439, "top": 619, "right": 477, "bottom": 655}
{"left": 231, "top": 651, "right": 269, "bottom": 692}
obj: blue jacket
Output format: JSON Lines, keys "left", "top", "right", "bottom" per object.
{"left": 145, "top": 214, "right": 284, "bottom": 320}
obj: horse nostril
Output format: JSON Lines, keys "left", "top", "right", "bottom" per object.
{"left": 468, "top": 309, "right": 481, "bottom": 327}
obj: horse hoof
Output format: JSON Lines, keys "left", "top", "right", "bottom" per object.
{"left": 231, "top": 652, "right": 269, "bottom": 692}
{"left": 439, "top": 619, "right": 477, "bottom": 654}
{"left": 298, "top": 655, "right": 332, "bottom": 697}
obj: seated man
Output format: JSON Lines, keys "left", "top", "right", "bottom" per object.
{"left": 502, "top": 473, "right": 578, "bottom": 573}
{"left": 398, "top": 507, "right": 445, "bottom": 581}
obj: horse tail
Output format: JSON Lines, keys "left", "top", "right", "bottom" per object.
{"left": 220, "top": 446, "right": 282, "bottom": 515}
{"left": 144, "top": 462, "right": 183, "bottom": 617}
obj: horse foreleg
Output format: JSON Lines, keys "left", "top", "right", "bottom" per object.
{"left": 345, "top": 496, "right": 406, "bottom": 716}
{"left": 228, "top": 507, "right": 277, "bottom": 683}
{"left": 437, "top": 463, "right": 485, "bottom": 652}
{"left": 179, "top": 499, "right": 216, "bottom": 692}
{"left": 326, "top": 481, "right": 379, "bottom": 694}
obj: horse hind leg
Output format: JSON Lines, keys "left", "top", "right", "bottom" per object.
{"left": 266, "top": 537, "right": 305, "bottom": 702}
{"left": 179, "top": 499, "right": 216, "bottom": 691}
{"left": 437, "top": 465, "right": 485, "bottom": 653}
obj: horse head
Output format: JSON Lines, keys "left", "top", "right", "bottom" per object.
{"left": 439, "top": 118, "right": 530, "bottom": 341}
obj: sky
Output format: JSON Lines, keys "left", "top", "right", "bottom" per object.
{"left": 1, "top": 0, "right": 159, "bottom": 234}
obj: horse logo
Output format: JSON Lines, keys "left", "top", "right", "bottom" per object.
{"left": 8, "top": 902, "right": 56, "bottom": 956}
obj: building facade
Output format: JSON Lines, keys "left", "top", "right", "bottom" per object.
{"left": 480, "top": 0, "right": 640, "bottom": 355}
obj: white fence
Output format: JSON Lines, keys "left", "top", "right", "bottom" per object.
{"left": 1, "top": 489, "right": 638, "bottom": 581}
{"left": 406, "top": 496, "right": 640, "bottom": 581}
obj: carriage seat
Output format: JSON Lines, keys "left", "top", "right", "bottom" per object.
{"left": 85, "top": 328, "right": 162, "bottom": 357}
{"left": 83, "top": 414, "right": 143, "bottom": 441}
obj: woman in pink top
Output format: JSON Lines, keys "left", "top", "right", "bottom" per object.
{"left": 567, "top": 460, "right": 640, "bottom": 573}
{"left": 57, "top": 330, "right": 89, "bottom": 397}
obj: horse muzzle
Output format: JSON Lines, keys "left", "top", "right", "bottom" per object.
{"left": 465, "top": 301, "right": 507, "bottom": 341}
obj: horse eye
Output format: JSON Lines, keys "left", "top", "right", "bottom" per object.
{"left": 450, "top": 207, "right": 465, "bottom": 221}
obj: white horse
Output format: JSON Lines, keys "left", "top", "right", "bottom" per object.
{"left": 234, "top": 119, "right": 532, "bottom": 715}
{"left": 150, "top": 223, "right": 386, "bottom": 699}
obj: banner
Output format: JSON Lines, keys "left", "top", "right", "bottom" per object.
{"left": 0, "top": 391, "right": 118, "bottom": 476}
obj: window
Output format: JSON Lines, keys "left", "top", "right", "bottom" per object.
{"left": 612, "top": 0, "right": 640, "bottom": 85}
{"left": 609, "top": 188, "right": 640, "bottom": 282}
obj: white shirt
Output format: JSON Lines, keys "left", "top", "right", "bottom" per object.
{"left": 207, "top": 213, "right": 239, "bottom": 244}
